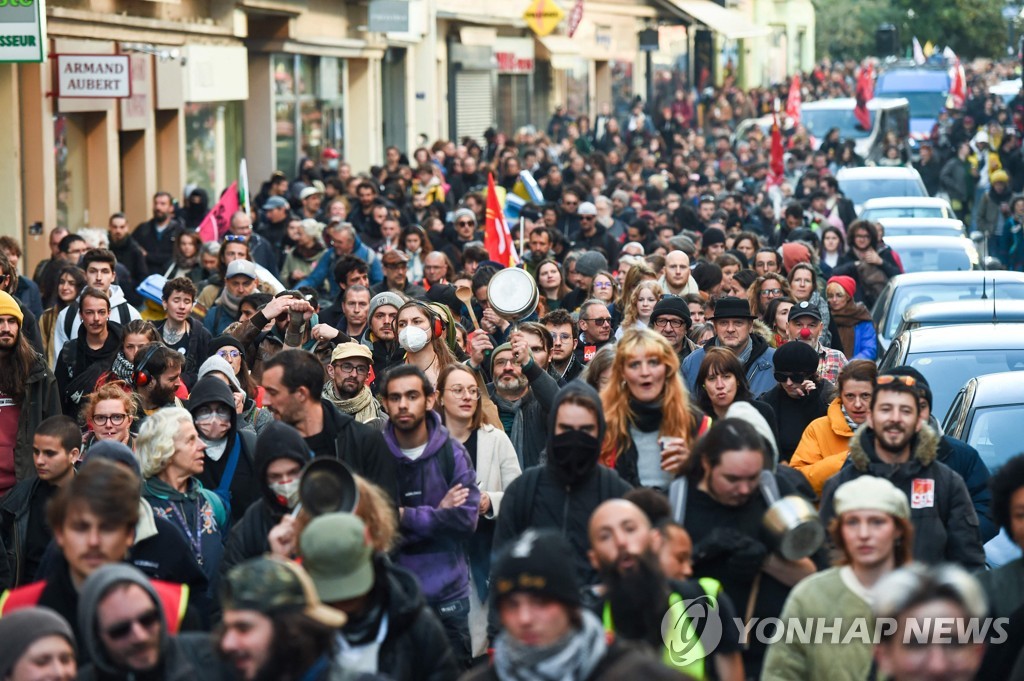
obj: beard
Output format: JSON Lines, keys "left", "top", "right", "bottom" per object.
{"left": 601, "top": 550, "right": 670, "bottom": 648}
{"left": 495, "top": 373, "right": 528, "bottom": 397}
{"left": 337, "top": 378, "right": 362, "bottom": 400}
{"left": 876, "top": 423, "right": 915, "bottom": 455}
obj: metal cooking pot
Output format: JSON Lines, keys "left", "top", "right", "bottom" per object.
{"left": 759, "top": 471, "right": 824, "bottom": 561}
{"left": 487, "top": 267, "right": 539, "bottom": 320}
{"left": 297, "top": 458, "right": 359, "bottom": 517}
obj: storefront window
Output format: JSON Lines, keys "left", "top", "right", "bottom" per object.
{"left": 185, "top": 102, "right": 245, "bottom": 196}
{"left": 609, "top": 60, "right": 634, "bottom": 120}
{"left": 497, "top": 74, "right": 532, "bottom": 137}
{"left": 652, "top": 25, "right": 689, "bottom": 112}
{"left": 273, "top": 54, "right": 345, "bottom": 176}
{"left": 54, "top": 114, "right": 88, "bottom": 230}
{"left": 563, "top": 58, "right": 589, "bottom": 117}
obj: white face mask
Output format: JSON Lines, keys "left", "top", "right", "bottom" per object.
{"left": 399, "top": 326, "right": 430, "bottom": 353}
{"left": 268, "top": 478, "right": 300, "bottom": 509}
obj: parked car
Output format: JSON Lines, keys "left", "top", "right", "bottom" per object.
{"left": 875, "top": 217, "right": 965, "bottom": 238}
{"left": 861, "top": 197, "right": 956, "bottom": 221}
{"left": 894, "top": 299, "right": 1024, "bottom": 338}
{"left": 878, "top": 323, "right": 1024, "bottom": 420}
{"left": 872, "top": 271, "right": 1024, "bottom": 353}
{"left": 990, "top": 79, "right": 1021, "bottom": 106}
{"left": 942, "top": 370, "right": 1024, "bottom": 567}
{"left": 836, "top": 166, "right": 927, "bottom": 214}
{"left": 883, "top": 235, "right": 978, "bottom": 273}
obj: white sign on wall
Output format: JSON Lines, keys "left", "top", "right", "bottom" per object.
{"left": 56, "top": 54, "right": 131, "bottom": 98}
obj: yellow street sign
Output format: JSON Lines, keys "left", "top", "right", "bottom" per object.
{"left": 524, "top": 0, "right": 565, "bottom": 37}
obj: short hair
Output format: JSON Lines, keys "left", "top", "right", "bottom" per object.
{"left": 517, "top": 321, "right": 553, "bottom": 354}
{"left": 123, "top": 319, "right": 160, "bottom": 343}
{"left": 134, "top": 343, "right": 184, "bottom": 380}
{"left": 541, "top": 308, "right": 578, "bottom": 339}
{"left": 83, "top": 380, "right": 138, "bottom": 425}
{"left": 838, "top": 359, "right": 878, "bottom": 391}
{"left": 48, "top": 458, "right": 140, "bottom": 531}
{"left": 333, "top": 254, "right": 369, "bottom": 287}
{"left": 381, "top": 363, "right": 434, "bottom": 397}
{"left": 579, "top": 298, "right": 608, "bottom": 320}
{"left": 241, "top": 292, "right": 273, "bottom": 312}
{"left": 162, "top": 277, "right": 197, "bottom": 302}
{"left": 58, "top": 234, "right": 86, "bottom": 254}
{"left": 34, "top": 415, "right": 81, "bottom": 453}
{"left": 0, "top": 236, "right": 21, "bottom": 257}
{"left": 343, "top": 284, "right": 371, "bottom": 303}
{"left": 991, "top": 453, "right": 1024, "bottom": 531}
{"left": 79, "top": 286, "right": 111, "bottom": 310}
{"left": 623, "top": 487, "right": 673, "bottom": 526}
{"left": 154, "top": 191, "right": 174, "bottom": 203}
{"left": 136, "top": 407, "right": 195, "bottom": 478}
{"left": 871, "top": 375, "right": 923, "bottom": 413}
{"left": 81, "top": 249, "right": 117, "bottom": 272}
{"left": 462, "top": 245, "right": 489, "bottom": 264}
{"left": 263, "top": 349, "right": 326, "bottom": 397}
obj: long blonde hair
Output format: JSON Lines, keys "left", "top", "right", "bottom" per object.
{"left": 600, "top": 328, "right": 695, "bottom": 467}
{"left": 621, "top": 280, "right": 664, "bottom": 329}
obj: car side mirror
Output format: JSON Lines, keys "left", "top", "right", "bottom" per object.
{"left": 969, "top": 231, "right": 985, "bottom": 244}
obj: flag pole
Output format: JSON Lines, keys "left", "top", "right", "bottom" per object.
{"left": 519, "top": 215, "right": 525, "bottom": 269}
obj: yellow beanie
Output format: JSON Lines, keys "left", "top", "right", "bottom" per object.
{"left": 0, "top": 291, "right": 23, "bottom": 324}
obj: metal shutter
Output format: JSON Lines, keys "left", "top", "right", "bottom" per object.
{"left": 455, "top": 70, "right": 494, "bottom": 145}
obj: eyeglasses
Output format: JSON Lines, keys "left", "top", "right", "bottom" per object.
{"left": 104, "top": 609, "right": 161, "bottom": 641}
{"left": 223, "top": 234, "right": 248, "bottom": 243}
{"left": 445, "top": 386, "right": 480, "bottom": 399}
{"left": 494, "top": 357, "right": 517, "bottom": 368}
{"left": 653, "top": 317, "right": 685, "bottom": 329}
{"left": 550, "top": 332, "right": 573, "bottom": 342}
{"left": 583, "top": 317, "right": 612, "bottom": 326}
{"left": 593, "top": 282, "right": 613, "bottom": 289}
{"left": 93, "top": 413, "right": 127, "bottom": 426}
{"left": 334, "top": 362, "right": 370, "bottom": 376}
{"left": 877, "top": 375, "right": 917, "bottom": 387}
{"left": 194, "top": 406, "right": 232, "bottom": 424}
{"left": 774, "top": 372, "right": 813, "bottom": 384}
{"left": 760, "top": 288, "right": 784, "bottom": 297}
{"left": 216, "top": 349, "right": 241, "bottom": 360}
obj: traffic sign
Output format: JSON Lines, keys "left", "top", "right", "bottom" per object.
{"left": 524, "top": 0, "right": 565, "bottom": 38}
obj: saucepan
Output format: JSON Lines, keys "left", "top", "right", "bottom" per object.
{"left": 760, "top": 470, "right": 824, "bottom": 561}
{"left": 487, "top": 267, "right": 539, "bottom": 321}
{"left": 296, "top": 458, "right": 360, "bottom": 518}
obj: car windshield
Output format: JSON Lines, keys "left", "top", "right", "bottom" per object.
{"left": 841, "top": 179, "right": 926, "bottom": 206}
{"left": 964, "top": 404, "right": 1024, "bottom": 472}
{"left": 862, "top": 207, "right": 946, "bottom": 220}
{"left": 875, "top": 91, "right": 947, "bottom": 118}
{"left": 803, "top": 108, "right": 872, "bottom": 140}
{"left": 909, "top": 350, "right": 1024, "bottom": 419}
{"left": 890, "top": 245, "right": 971, "bottom": 273}
{"left": 885, "top": 282, "right": 1024, "bottom": 338}
{"left": 879, "top": 225, "right": 962, "bottom": 237}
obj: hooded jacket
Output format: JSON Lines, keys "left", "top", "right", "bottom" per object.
{"left": 298, "top": 233, "right": 384, "bottom": 297}
{"left": 221, "top": 422, "right": 312, "bottom": 575}
{"left": 188, "top": 376, "right": 259, "bottom": 524}
{"left": 790, "top": 397, "right": 855, "bottom": 496}
{"left": 52, "top": 285, "right": 140, "bottom": 363}
{"left": 820, "top": 425, "right": 986, "bottom": 570}
{"left": 76, "top": 565, "right": 224, "bottom": 681}
{"left": 493, "top": 382, "right": 632, "bottom": 586}
{"left": 682, "top": 332, "right": 777, "bottom": 397}
{"left": 384, "top": 412, "right": 479, "bottom": 604}
{"left": 55, "top": 321, "right": 123, "bottom": 418}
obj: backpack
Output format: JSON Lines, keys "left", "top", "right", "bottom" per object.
{"left": 64, "top": 300, "right": 132, "bottom": 339}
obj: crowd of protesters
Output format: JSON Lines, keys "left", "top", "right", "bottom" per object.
{"left": 2, "top": 58, "right": 1024, "bottom": 681}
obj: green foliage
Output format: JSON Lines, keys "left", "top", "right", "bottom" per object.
{"left": 812, "top": 0, "right": 1007, "bottom": 60}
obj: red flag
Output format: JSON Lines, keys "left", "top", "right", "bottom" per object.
{"left": 785, "top": 74, "right": 801, "bottom": 126}
{"left": 567, "top": 0, "right": 584, "bottom": 37}
{"left": 854, "top": 64, "right": 874, "bottom": 131}
{"left": 948, "top": 57, "right": 966, "bottom": 109}
{"left": 768, "top": 113, "right": 785, "bottom": 187}
{"left": 484, "top": 174, "right": 515, "bottom": 267}
{"left": 198, "top": 181, "right": 240, "bottom": 243}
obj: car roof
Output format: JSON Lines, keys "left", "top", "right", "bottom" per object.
{"left": 990, "top": 79, "right": 1021, "bottom": 96}
{"left": 836, "top": 166, "right": 923, "bottom": 180}
{"left": 863, "top": 197, "right": 953, "bottom": 209}
{"left": 876, "top": 217, "right": 964, "bottom": 228}
{"left": 903, "top": 299, "right": 1024, "bottom": 322}
{"left": 902, "top": 323, "right": 1024, "bottom": 353}
{"left": 964, "top": 371, "right": 1024, "bottom": 405}
{"left": 801, "top": 98, "right": 909, "bottom": 111}
{"left": 876, "top": 69, "right": 950, "bottom": 90}
{"left": 886, "top": 270, "right": 1024, "bottom": 287}
{"left": 883, "top": 235, "right": 971, "bottom": 249}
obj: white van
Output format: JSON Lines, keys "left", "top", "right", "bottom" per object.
{"left": 801, "top": 97, "right": 911, "bottom": 162}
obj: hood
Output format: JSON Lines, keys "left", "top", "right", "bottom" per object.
{"left": 196, "top": 355, "right": 243, "bottom": 393}
{"left": 255, "top": 421, "right": 313, "bottom": 511}
{"left": 544, "top": 381, "right": 607, "bottom": 457}
{"left": 186, "top": 375, "right": 238, "bottom": 434}
{"left": 106, "top": 284, "right": 130, "bottom": 308}
{"left": 848, "top": 422, "right": 940, "bottom": 472}
{"left": 751, "top": 319, "right": 774, "bottom": 345}
{"left": 78, "top": 564, "right": 169, "bottom": 675}
{"left": 384, "top": 411, "right": 452, "bottom": 461}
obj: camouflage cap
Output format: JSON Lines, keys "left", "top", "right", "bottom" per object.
{"left": 222, "top": 556, "right": 346, "bottom": 628}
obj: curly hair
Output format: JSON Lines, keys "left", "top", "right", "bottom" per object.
{"left": 621, "top": 279, "right": 664, "bottom": 329}
{"left": 600, "top": 328, "right": 694, "bottom": 467}
{"left": 747, "top": 272, "right": 790, "bottom": 316}
{"left": 991, "top": 453, "right": 1024, "bottom": 532}
{"left": 354, "top": 475, "right": 399, "bottom": 553}
{"left": 136, "top": 407, "right": 194, "bottom": 478}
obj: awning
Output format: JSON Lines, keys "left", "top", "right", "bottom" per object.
{"left": 436, "top": 0, "right": 528, "bottom": 27}
{"left": 668, "top": 0, "right": 771, "bottom": 39}
{"left": 536, "top": 35, "right": 585, "bottom": 69}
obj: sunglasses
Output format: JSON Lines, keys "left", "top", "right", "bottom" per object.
{"left": 774, "top": 372, "right": 813, "bottom": 384}
{"left": 877, "top": 375, "right": 916, "bottom": 387}
{"left": 584, "top": 317, "right": 612, "bottom": 326}
{"left": 104, "top": 609, "right": 161, "bottom": 641}
{"left": 223, "top": 234, "right": 248, "bottom": 243}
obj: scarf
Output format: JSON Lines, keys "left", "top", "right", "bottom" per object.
{"left": 215, "top": 286, "right": 242, "bottom": 319}
{"left": 493, "top": 610, "right": 607, "bottom": 681}
{"left": 840, "top": 404, "right": 858, "bottom": 433}
{"left": 322, "top": 382, "right": 380, "bottom": 424}
{"left": 735, "top": 337, "right": 754, "bottom": 364}
{"left": 629, "top": 399, "right": 663, "bottom": 433}
{"left": 492, "top": 391, "right": 526, "bottom": 456}
{"left": 830, "top": 299, "right": 873, "bottom": 359}
{"left": 110, "top": 351, "right": 135, "bottom": 383}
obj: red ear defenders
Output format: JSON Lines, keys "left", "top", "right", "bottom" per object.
{"left": 409, "top": 302, "right": 444, "bottom": 338}
{"left": 133, "top": 344, "right": 162, "bottom": 388}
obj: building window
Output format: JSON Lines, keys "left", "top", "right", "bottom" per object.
{"left": 273, "top": 54, "right": 345, "bottom": 176}
{"left": 54, "top": 114, "right": 89, "bottom": 230}
{"left": 185, "top": 102, "right": 245, "bottom": 197}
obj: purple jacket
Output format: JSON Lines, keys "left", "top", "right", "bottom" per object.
{"left": 384, "top": 412, "right": 480, "bottom": 604}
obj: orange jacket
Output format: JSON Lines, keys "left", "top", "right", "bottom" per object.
{"left": 790, "top": 398, "right": 855, "bottom": 497}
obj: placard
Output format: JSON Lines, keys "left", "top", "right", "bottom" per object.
{"left": 56, "top": 54, "right": 131, "bottom": 98}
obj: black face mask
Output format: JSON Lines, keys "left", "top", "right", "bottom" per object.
{"left": 548, "top": 429, "right": 600, "bottom": 485}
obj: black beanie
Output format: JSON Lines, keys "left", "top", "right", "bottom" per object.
{"left": 491, "top": 529, "right": 580, "bottom": 608}
{"left": 211, "top": 335, "right": 246, "bottom": 358}
{"left": 649, "top": 295, "right": 692, "bottom": 329}
{"left": 702, "top": 227, "right": 727, "bottom": 247}
{"left": 886, "top": 366, "right": 933, "bottom": 411}
{"left": 773, "top": 340, "right": 820, "bottom": 375}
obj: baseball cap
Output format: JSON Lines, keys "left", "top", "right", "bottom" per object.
{"left": 577, "top": 201, "right": 597, "bottom": 216}
{"left": 330, "top": 342, "right": 373, "bottom": 364}
{"left": 788, "top": 300, "right": 822, "bottom": 322}
{"left": 222, "top": 557, "right": 347, "bottom": 628}
{"left": 299, "top": 186, "right": 323, "bottom": 201}
{"left": 300, "top": 513, "right": 375, "bottom": 602}
{"left": 491, "top": 529, "right": 580, "bottom": 608}
{"left": 225, "top": 260, "right": 258, "bottom": 280}
{"left": 262, "top": 196, "right": 289, "bottom": 211}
